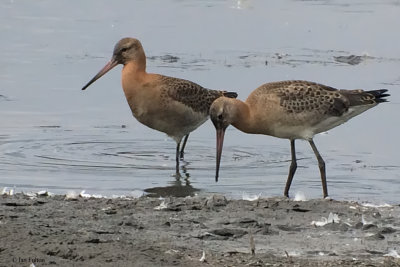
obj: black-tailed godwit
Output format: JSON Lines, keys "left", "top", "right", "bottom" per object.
{"left": 210, "top": 80, "right": 389, "bottom": 198}
{"left": 82, "top": 38, "right": 237, "bottom": 173}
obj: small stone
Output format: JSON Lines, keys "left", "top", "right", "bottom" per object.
{"left": 362, "top": 224, "right": 377, "bottom": 231}
{"left": 365, "top": 233, "right": 385, "bottom": 240}
{"left": 379, "top": 227, "right": 396, "bottom": 234}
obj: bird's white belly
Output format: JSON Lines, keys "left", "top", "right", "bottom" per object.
{"left": 133, "top": 105, "right": 207, "bottom": 142}
{"left": 270, "top": 105, "right": 374, "bottom": 140}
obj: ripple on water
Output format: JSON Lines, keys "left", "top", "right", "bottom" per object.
{"left": 0, "top": 125, "right": 399, "bottom": 202}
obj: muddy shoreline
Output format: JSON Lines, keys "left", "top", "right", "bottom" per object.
{"left": 1, "top": 193, "right": 399, "bottom": 266}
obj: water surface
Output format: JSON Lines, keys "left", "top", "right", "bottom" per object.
{"left": 1, "top": 0, "right": 399, "bottom": 202}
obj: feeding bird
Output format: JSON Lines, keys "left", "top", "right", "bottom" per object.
{"left": 210, "top": 80, "right": 389, "bottom": 198}
{"left": 82, "top": 38, "right": 237, "bottom": 172}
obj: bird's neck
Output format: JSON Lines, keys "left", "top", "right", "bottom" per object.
{"left": 123, "top": 55, "right": 147, "bottom": 73}
{"left": 121, "top": 60, "right": 149, "bottom": 104}
{"left": 122, "top": 58, "right": 148, "bottom": 83}
{"left": 230, "top": 99, "right": 255, "bottom": 134}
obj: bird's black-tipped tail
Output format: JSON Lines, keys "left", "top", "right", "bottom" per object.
{"left": 223, "top": 91, "right": 238, "bottom": 99}
{"left": 366, "top": 89, "right": 390, "bottom": 103}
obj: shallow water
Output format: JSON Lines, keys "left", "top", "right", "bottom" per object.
{"left": 1, "top": 0, "right": 399, "bottom": 202}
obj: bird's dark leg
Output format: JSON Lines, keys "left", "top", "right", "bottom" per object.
{"left": 179, "top": 134, "right": 189, "bottom": 160}
{"left": 284, "top": 139, "right": 297, "bottom": 197}
{"left": 309, "top": 139, "right": 328, "bottom": 198}
{"left": 175, "top": 141, "right": 181, "bottom": 174}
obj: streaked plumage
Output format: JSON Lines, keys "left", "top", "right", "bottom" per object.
{"left": 82, "top": 37, "right": 237, "bottom": 172}
{"left": 210, "top": 80, "right": 389, "bottom": 198}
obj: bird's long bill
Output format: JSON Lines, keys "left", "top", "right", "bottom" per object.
{"left": 215, "top": 128, "right": 226, "bottom": 182}
{"left": 81, "top": 58, "right": 118, "bottom": 90}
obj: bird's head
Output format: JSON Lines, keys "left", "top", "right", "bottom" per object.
{"left": 209, "top": 97, "right": 238, "bottom": 182}
{"left": 210, "top": 97, "right": 237, "bottom": 131}
{"left": 82, "top": 38, "right": 145, "bottom": 90}
{"left": 111, "top": 38, "right": 144, "bottom": 65}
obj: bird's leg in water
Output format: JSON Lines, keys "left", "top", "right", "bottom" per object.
{"left": 309, "top": 139, "right": 328, "bottom": 198}
{"left": 284, "top": 140, "right": 297, "bottom": 198}
{"left": 175, "top": 140, "right": 181, "bottom": 173}
{"left": 179, "top": 134, "right": 189, "bottom": 160}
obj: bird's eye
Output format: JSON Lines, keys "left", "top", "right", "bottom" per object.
{"left": 218, "top": 114, "right": 223, "bottom": 120}
{"left": 121, "top": 47, "right": 129, "bottom": 53}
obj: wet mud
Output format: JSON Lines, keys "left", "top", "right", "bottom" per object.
{"left": 1, "top": 193, "right": 399, "bottom": 266}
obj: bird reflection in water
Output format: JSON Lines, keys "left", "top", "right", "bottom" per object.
{"left": 145, "top": 163, "right": 200, "bottom": 198}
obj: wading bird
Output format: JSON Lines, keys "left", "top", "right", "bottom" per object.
{"left": 82, "top": 38, "right": 237, "bottom": 173}
{"left": 210, "top": 80, "right": 389, "bottom": 198}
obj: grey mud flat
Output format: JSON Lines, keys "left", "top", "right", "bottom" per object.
{"left": 1, "top": 194, "right": 400, "bottom": 267}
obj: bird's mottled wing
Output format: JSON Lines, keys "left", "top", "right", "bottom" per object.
{"left": 262, "top": 80, "right": 351, "bottom": 117}
{"left": 160, "top": 76, "right": 227, "bottom": 114}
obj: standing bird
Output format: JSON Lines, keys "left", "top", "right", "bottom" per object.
{"left": 210, "top": 80, "right": 389, "bottom": 198}
{"left": 82, "top": 38, "right": 237, "bottom": 173}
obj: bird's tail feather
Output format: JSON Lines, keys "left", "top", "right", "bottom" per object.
{"left": 365, "top": 89, "right": 390, "bottom": 103}
{"left": 343, "top": 89, "right": 390, "bottom": 106}
{"left": 223, "top": 91, "right": 238, "bottom": 98}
